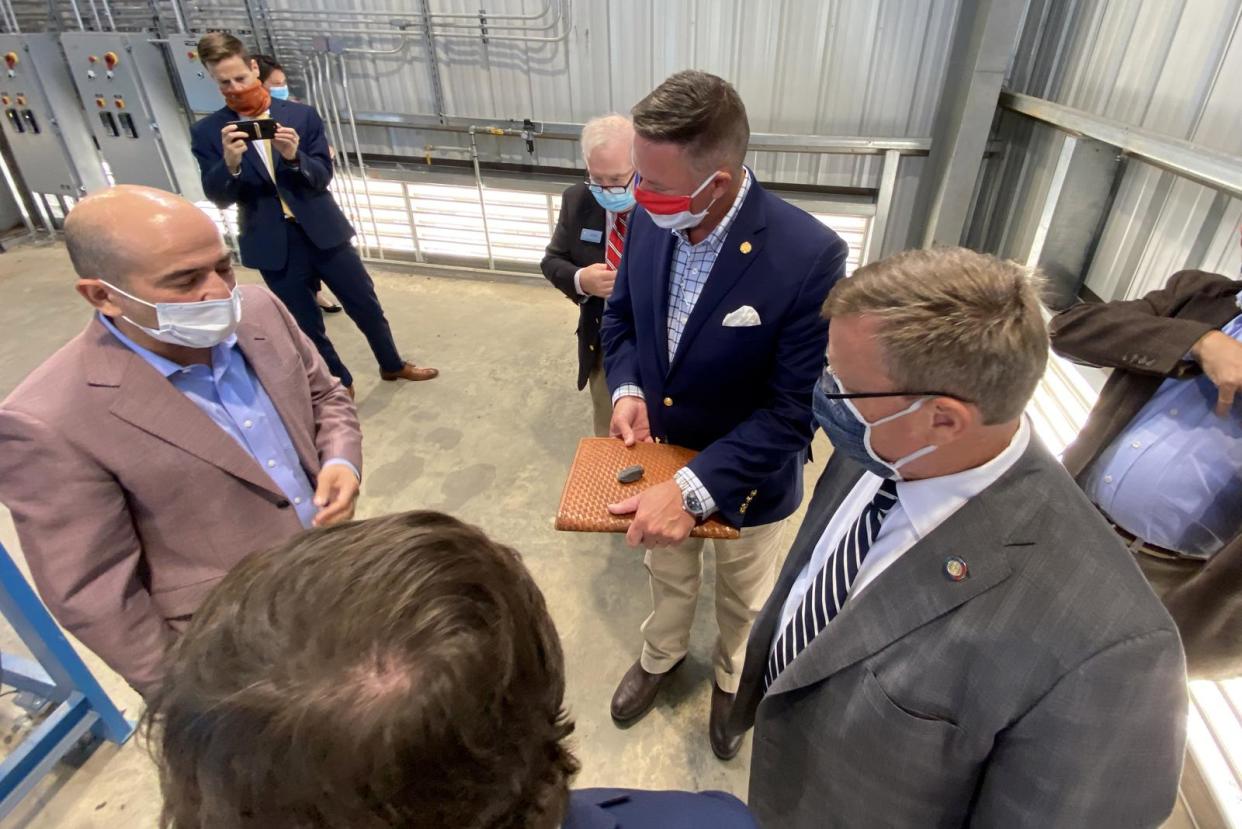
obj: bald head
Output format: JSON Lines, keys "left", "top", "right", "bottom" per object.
{"left": 65, "top": 185, "right": 221, "bottom": 284}
{"left": 70, "top": 185, "right": 236, "bottom": 341}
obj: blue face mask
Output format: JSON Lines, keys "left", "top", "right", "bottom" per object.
{"left": 812, "top": 380, "right": 937, "bottom": 480}
{"left": 269, "top": 85, "right": 290, "bottom": 100}
{"left": 591, "top": 187, "right": 636, "bottom": 213}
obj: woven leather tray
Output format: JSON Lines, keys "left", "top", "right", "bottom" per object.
{"left": 555, "top": 437, "right": 741, "bottom": 540}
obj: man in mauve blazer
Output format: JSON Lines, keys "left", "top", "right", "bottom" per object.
{"left": 730, "top": 248, "right": 1186, "bottom": 828}
{"left": 0, "top": 186, "right": 361, "bottom": 694}
{"left": 1051, "top": 268, "right": 1242, "bottom": 678}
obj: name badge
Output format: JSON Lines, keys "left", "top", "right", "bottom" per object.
{"left": 580, "top": 228, "right": 604, "bottom": 244}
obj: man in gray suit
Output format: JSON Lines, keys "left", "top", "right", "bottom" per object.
{"left": 728, "top": 247, "right": 1187, "bottom": 828}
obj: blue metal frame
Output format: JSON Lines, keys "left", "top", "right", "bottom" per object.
{"left": 0, "top": 540, "right": 134, "bottom": 819}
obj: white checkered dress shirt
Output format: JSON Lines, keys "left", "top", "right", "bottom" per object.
{"left": 613, "top": 169, "right": 753, "bottom": 518}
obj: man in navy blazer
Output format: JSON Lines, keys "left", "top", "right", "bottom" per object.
{"left": 189, "top": 33, "right": 436, "bottom": 394}
{"left": 602, "top": 71, "right": 848, "bottom": 759}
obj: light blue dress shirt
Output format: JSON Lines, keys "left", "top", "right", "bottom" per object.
{"left": 1084, "top": 310, "right": 1242, "bottom": 559}
{"left": 100, "top": 314, "right": 355, "bottom": 529}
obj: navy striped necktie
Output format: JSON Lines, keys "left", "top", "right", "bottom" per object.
{"left": 764, "top": 478, "right": 899, "bottom": 693}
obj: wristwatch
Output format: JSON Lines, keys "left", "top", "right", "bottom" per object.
{"left": 681, "top": 487, "right": 705, "bottom": 519}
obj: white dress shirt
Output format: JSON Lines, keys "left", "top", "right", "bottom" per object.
{"left": 775, "top": 418, "right": 1032, "bottom": 637}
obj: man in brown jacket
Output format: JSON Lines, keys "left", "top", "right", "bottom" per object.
{"left": 0, "top": 185, "right": 363, "bottom": 694}
{"left": 1051, "top": 268, "right": 1242, "bottom": 678}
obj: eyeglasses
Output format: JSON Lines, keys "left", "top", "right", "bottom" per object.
{"left": 585, "top": 171, "right": 635, "bottom": 195}
{"left": 819, "top": 362, "right": 975, "bottom": 403}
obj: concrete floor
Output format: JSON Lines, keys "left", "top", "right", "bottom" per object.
{"left": 0, "top": 239, "right": 1201, "bottom": 829}
{"left": 0, "top": 238, "right": 831, "bottom": 828}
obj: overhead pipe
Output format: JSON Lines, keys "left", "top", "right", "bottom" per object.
{"left": 0, "top": 0, "right": 17, "bottom": 33}
{"left": 65, "top": 0, "right": 85, "bottom": 30}
{"left": 320, "top": 54, "right": 371, "bottom": 258}
{"left": 336, "top": 53, "right": 384, "bottom": 260}
{"left": 261, "top": 0, "right": 565, "bottom": 37}
{"left": 467, "top": 127, "right": 495, "bottom": 269}
{"left": 84, "top": 0, "right": 102, "bottom": 31}
{"left": 263, "top": 0, "right": 554, "bottom": 24}
{"left": 98, "top": 0, "right": 116, "bottom": 30}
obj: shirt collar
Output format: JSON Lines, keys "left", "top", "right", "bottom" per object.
{"left": 98, "top": 312, "right": 238, "bottom": 378}
{"left": 672, "top": 166, "right": 752, "bottom": 248}
{"left": 893, "top": 417, "right": 1032, "bottom": 541}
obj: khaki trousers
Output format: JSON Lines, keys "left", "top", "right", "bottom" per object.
{"left": 587, "top": 356, "right": 612, "bottom": 438}
{"left": 640, "top": 518, "right": 789, "bottom": 693}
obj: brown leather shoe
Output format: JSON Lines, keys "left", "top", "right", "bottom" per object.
{"left": 381, "top": 362, "right": 439, "bottom": 382}
{"left": 345, "top": 384, "right": 356, "bottom": 400}
{"left": 610, "top": 658, "right": 684, "bottom": 725}
{"left": 710, "top": 682, "right": 743, "bottom": 760}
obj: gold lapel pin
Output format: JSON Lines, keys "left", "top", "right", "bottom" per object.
{"left": 739, "top": 241, "right": 752, "bottom": 254}
{"left": 944, "top": 556, "right": 970, "bottom": 582}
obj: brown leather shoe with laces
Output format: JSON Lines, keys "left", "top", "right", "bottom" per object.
{"left": 380, "top": 362, "right": 439, "bottom": 382}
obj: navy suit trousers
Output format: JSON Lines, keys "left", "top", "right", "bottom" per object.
{"left": 259, "top": 222, "right": 403, "bottom": 387}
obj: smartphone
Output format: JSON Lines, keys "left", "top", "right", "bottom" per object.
{"left": 226, "top": 118, "right": 278, "bottom": 141}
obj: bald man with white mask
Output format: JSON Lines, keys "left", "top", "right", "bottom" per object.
{"left": 0, "top": 185, "right": 361, "bottom": 694}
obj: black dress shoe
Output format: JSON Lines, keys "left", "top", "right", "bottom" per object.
{"left": 710, "top": 682, "right": 743, "bottom": 760}
{"left": 319, "top": 302, "right": 343, "bottom": 313}
{"left": 610, "top": 658, "right": 684, "bottom": 724}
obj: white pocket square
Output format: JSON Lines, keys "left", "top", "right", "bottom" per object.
{"left": 722, "top": 306, "right": 762, "bottom": 327}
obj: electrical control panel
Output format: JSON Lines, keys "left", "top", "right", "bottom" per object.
{"left": 59, "top": 32, "right": 202, "bottom": 200}
{"left": 0, "top": 33, "right": 107, "bottom": 197}
{"left": 167, "top": 36, "right": 226, "bottom": 115}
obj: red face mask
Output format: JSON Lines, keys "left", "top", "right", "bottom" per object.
{"left": 633, "top": 170, "right": 718, "bottom": 214}
{"left": 224, "top": 80, "right": 271, "bottom": 118}
{"left": 633, "top": 170, "right": 720, "bottom": 230}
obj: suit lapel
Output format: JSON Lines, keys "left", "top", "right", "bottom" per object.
{"left": 89, "top": 319, "right": 287, "bottom": 500}
{"left": 234, "top": 318, "right": 319, "bottom": 477}
{"left": 735, "top": 455, "right": 865, "bottom": 700}
{"left": 765, "top": 444, "right": 1051, "bottom": 697}
{"left": 667, "top": 181, "right": 767, "bottom": 376}
{"left": 648, "top": 228, "right": 676, "bottom": 376}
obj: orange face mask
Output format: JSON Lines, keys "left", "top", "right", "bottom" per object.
{"left": 223, "top": 81, "right": 271, "bottom": 118}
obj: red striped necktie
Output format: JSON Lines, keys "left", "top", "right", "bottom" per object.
{"left": 605, "top": 210, "right": 630, "bottom": 270}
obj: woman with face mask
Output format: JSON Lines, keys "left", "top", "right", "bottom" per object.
{"left": 254, "top": 54, "right": 342, "bottom": 316}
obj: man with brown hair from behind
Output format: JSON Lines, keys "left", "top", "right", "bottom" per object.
{"left": 146, "top": 511, "right": 759, "bottom": 828}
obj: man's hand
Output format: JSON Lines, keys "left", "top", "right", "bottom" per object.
{"left": 222, "top": 124, "right": 248, "bottom": 174}
{"left": 312, "top": 464, "right": 359, "bottom": 527}
{"left": 579, "top": 262, "right": 616, "bottom": 299}
{"left": 1192, "top": 330, "right": 1242, "bottom": 416}
{"left": 273, "top": 125, "right": 300, "bottom": 162}
{"left": 610, "top": 396, "right": 652, "bottom": 446}
{"left": 609, "top": 479, "right": 696, "bottom": 548}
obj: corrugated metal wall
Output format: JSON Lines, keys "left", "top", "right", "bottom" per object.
{"left": 255, "top": 0, "right": 959, "bottom": 253}
{"left": 969, "top": 0, "right": 1242, "bottom": 300}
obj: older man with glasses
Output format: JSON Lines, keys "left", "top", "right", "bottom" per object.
{"left": 541, "top": 114, "right": 636, "bottom": 436}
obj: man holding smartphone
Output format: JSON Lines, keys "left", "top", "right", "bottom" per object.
{"left": 190, "top": 33, "right": 436, "bottom": 396}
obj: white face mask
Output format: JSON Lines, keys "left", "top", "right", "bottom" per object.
{"left": 100, "top": 280, "right": 242, "bottom": 349}
{"left": 841, "top": 394, "right": 939, "bottom": 480}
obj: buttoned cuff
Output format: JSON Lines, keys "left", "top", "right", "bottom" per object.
{"left": 322, "top": 458, "right": 361, "bottom": 481}
{"left": 612, "top": 383, "right": 645, "bottom": 405}
{"left": 674, "top": 468, "right": 717, "bottom": 518}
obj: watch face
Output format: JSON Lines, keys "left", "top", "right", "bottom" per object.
{"left": 686, "top": 493, "right": 702, "bottom": 513}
